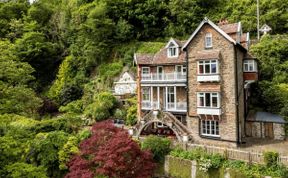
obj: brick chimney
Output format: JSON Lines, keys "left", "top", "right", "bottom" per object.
{"left": 218, "top": 19, "right": 229, "bottom": 26}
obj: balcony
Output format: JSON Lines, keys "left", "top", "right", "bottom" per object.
{"left": 197, "top": 107, "right": 221, "bottom": 115}
{"left": 141, "top": 72, "right": 186, "bottom": 82}
{"left": 141, "top": 101, "right": 187, "bottom": 112}
{"left": 197, "top": 74, "right": 220, "bottom": 82}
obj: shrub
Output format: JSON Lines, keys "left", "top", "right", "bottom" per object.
{"left": 65, "top": 120, "right": 155, "bottom": 178}
{"left": 141, "top": 135, "right": 171, "bottom": 162}
{"left": 5, "top": 162, "right": 47, "bottom": 178}
{"left": 84, "top": 92, "right": 117, "bottom": 121}
{"left": 264, "top": 151, "right": 279, "bottom": 167}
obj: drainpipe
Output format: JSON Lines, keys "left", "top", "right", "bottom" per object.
{"left": 184, "top": 48, "right": 189, "bottom": 116}
{"left": 234, "top": 46, "right": 241, "bottom": 145}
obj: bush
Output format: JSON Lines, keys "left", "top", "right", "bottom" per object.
{"left": 5, "top": 162, "right": 47, "bottom": 178}
{"left": 84, "top": 92, "right": 117, "bottom": 121}
{"left": 141, "top": 135, "right": 171, "bottom": 162}
{"left": 264, "top": 151, "right": 279, "bottom": 167}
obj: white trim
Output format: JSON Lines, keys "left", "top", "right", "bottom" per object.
{"left": 182, "top": 17, "right": 236, "bottom": 50}
{"left": 165, "top": 38, "right": 180, "bottom": 48}
{"left": 243, "top": 60, "right": 257, "bottom": 72}
{"left": 167, "top": 47, "right": 179, "bottom": 58}
{"left": 197, "top": 59, "right": 219, "bottom": 75}
{"left": 237, "top": 22, "right": 242, "bottom": 33}
{"left": 205, "top": 33, "right": 213, "bottom": 48}
{"left": 197, "top": 92, "right": 220, "bottom": 108}
{"left": 201, "top": 120, "right": 220, "bottom": 137}
{"left": 141, "top": 67, "right": 150, "bottom": 75}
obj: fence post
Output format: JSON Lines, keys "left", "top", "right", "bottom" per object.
{"left": 248, "top": 152, "right": 252, "bottom": 164}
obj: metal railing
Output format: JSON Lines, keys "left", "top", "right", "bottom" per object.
{"left": 141, "top": 72, "right": 186, "bottom": 81}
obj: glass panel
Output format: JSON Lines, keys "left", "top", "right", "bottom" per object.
{"left": 142, "top": 87, "right": 150, "bottom": 101}
{"left": 182, "top": 66, "right": 187, "bottom": 74}
{"left": 168, "top": 87, "right": 175, "bottom": 103}
{"left": 199, "top": 64, "right": 204, "bottom": 74}
{"left": 207, "top": 121, "right": 210, "bottom": 134}
{"left": 205, "top": 62, "right": 210, "bottom": 73}
{"left": 216, "top": 121, "right": 219, "bottom": 135}
{"left": 205, "top": 93, "right": 211, "bottom": 107}
{"left": 212, "top": 95, "right": 218, "bottom": 107}
{"left": 202, "top": 120, "right": 206, "bottom": 134}
{"left": 211, "top": 121, "right": 215, "bottom": 135}
{"left": 211, "top": 63, "right": 217, "bottom": 73}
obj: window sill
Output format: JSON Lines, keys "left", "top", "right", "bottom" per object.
{"left": 200, "top": 134, "right": 220, "bottom": 140}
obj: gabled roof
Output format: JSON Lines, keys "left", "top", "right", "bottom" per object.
{"left": 134, "top": 39, "right": 186, "bottom": 65}
{"left": 182, "top": 17, "right": 237, "bottom": 50}
{"left": 165, "top": 38, "right": 181, "bottom": 48}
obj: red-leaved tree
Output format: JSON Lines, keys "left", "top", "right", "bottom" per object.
{"left": 65, "top": 120, "right": 155, "bottom": 178}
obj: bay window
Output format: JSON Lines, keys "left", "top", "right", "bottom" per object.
{"left": 198, "top": 60, "right": 218, "bottom": 74}
{"left": 243, "top": 60, "right": 257, "bottom": 72}
{"left": 197, "top": 92, "right": 220, "bottom": 108}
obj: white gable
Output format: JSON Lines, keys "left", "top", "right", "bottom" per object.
{"left": 114, "top": 72, "right": 136, "bottom": 95}
{"left": 165, "top": 38, "right": 180, "bottom": 48}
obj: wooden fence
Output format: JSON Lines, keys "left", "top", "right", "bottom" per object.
{"left": 179, "top": 143, "right": 288, "bottom": 166}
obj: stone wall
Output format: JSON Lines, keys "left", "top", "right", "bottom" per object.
{"left": 245, "top": 121, "right": 286, "bottom": 140}
{"left": 186, "top": 24, "right": 244, "bottom": 144}
{"left": 273, "top": 123, "right": 285, "bottom": 140}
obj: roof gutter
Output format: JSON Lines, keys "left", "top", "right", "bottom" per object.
{"left": 234, "top": 45, "right": 241, "bottom": 145}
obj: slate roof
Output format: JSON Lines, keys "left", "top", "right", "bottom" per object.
{"left": 135, "top": 40, "right": 187, "bottom": 65}
{"left": 247, "top": 111, "right": 286, "bottom": 124}
{"left": 219, "top": 23, "right": 239, "bottom": 34}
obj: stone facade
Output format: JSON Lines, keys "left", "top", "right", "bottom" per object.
{"left": 245, "top": 121, "right": 286, "bottom": 140}
{"left": 186, "top": 24, "right": 245, "bottom": 146}
{"left": 134, "top": 18, "right": 282, "bottom": 147}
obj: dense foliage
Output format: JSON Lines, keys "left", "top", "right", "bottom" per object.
{"left": 141, "top": 135, "right": 171, "bottom": 162}
{"left": 65, "top": 120, "right": 155, "bottom": 178}
{"left": 0, "top": 0, "right": 287, "bottom": 177}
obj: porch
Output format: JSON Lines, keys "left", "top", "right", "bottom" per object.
{"left": 141, "top": 86, "right": 187, "bottom": 112}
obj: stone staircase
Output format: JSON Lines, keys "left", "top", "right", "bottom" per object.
{"left": 134, "top": 110, "right": 192, "bottom": 142}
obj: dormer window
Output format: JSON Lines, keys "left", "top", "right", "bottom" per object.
{"left": 168, "top": 44, "right": 178, "bottom": 58}
{"left": 205, "top": 33, "right": 212, "bottom": 48}
{"left": 166, "top": 38, "right": 179, "bottom": 58}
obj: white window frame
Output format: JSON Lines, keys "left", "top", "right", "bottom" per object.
{"left": 167, "top": 43, "right": 178, "bottom": 58}
{"left": 167, "top": 87, "right": 175, "bottom": 104}
{"left": 197, "top": 92, "right": 220, "bottom": 108}
{"left": 205, "top": 33, "right": 213, "bottom": 48}
{"left": 198, "top": 60, "right": 218, "bottom": 75}
{"left": 142, "top": 87, "right": 150, "bottom": 101}
{"left": 201, "top": 120, "right": 220, "bottom": 137}
{"left": 141, "top": 67, "right": 150, "bottom": 75}
{"left": 175, "top": 65, "right": 186, "bottom": 75}
{"left": 243, "top": 60, "right": 257, "bottom": 72}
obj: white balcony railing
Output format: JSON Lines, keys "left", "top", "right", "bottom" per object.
{"left": 142, "top": 101, "right": 187, "bottom": 112}
{"left": 142, "top": 72, "right": 186, "bottom": 82}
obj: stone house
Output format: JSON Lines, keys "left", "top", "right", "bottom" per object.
{"left": 134, "top": 17, "right": 284, "bottom": 147}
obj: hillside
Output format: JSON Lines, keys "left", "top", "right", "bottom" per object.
{"left": 0, "top": 0, "right": 287, "bottom": 177}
